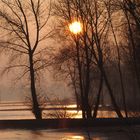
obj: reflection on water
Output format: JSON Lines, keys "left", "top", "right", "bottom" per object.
{"left": 0, "top": 126, "right": 140, "bottom": 140}
{"left": 0, "top": 129, "right": 94, "bottom": 140}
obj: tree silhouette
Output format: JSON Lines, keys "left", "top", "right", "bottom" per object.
{"left": 0, "top": 0, "right": 53, "bottom": 119}
{"left": 53, "top": 0, "right": 123, "bottom": 118}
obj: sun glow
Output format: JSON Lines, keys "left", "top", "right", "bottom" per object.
{"left": 69, "top": 21, "right": 82, "bottom": 34}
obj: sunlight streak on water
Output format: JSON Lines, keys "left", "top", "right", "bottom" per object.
{"left": 0, "top": 129, "right": 96, "bottom": 140}
{"left": 0, "top": 110, "right": 118, "bottom": 120}
{"left": 0, "top": 103, "right": 121, "bottom": 119}
{"left": 62, "top": 136, "right": 84, "bottom": 140}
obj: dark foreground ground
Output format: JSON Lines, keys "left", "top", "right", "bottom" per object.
{"left": 0, "top": 118, "right": 140, "bottom": 129}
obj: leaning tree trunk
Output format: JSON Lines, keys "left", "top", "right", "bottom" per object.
{"left": 95, "top": 33, "right": 123, "bottom": 118}
{"left": 29, "top": 54, "right": 42, "bottom": 119}
{"left": 100, "top": 66, "right": 123, "bottom": 118}
{"left": 93, "top": 73, "right": 103, "bottom": 118}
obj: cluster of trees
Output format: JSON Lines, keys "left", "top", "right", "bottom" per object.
{"left": 0, "top": 0, "right": 139, "bottom": 119}
{"left": 53, "top": 0, "right": 140, "bottom": 119}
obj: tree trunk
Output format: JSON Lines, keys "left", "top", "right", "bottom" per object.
{"left": 93, "top": 74, "right": 103, "bottom": 118}
{"left": 123, "top": 0, "right": 140, "bottom": 92}
{"left": 84, "top": 41, "right": 92, "bottom": 118}
{"left": 85, "top": 102, "right": 92, "bottom": 118}
{"left": 100, "top": 66, "right": 123, "bottom": 118}
{"left": 75, "top": 38, "right": 86, "bottom": 119}
{"left": 29, "top": 53, "right": 42, "bottom": 119}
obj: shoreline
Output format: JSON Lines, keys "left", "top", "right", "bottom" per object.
{"left": 0, "top": 118, "right": 140, "bottom": 129}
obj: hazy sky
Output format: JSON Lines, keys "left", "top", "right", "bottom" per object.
{"left": 0, "top": 0, "right": 124, "bottom": 102}
{"left": 0, "top": 0, "right": 73, "bottom": 102}
{"left": 0, "top": 61, "right": 72, "bottom": 102}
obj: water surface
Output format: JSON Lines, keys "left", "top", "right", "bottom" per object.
{"left": 0, "top": 126, "right": 140, "bottom": 140}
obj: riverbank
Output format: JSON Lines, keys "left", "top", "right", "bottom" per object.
{"left": 0, "top": 118, "right": 140, "bottom": 129}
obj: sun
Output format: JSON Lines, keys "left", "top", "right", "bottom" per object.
{"left": 69, "top": 21, "right": 82, "bottom": 34}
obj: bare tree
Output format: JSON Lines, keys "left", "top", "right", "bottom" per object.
{"left": 105, "top": 0, "right": 128, "bottom": 117}
{"left": 53, "top": 0, "right": 123, "bottom": 118}
{"left": 121, "top": 0, "right": 140, "bottom": 91}
{"left": 0, "top": 0, "right": 53, "bottom": 119}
